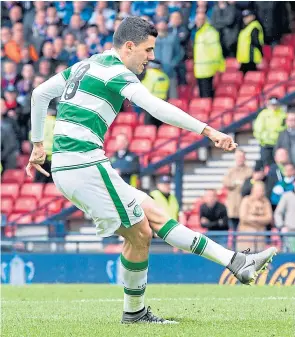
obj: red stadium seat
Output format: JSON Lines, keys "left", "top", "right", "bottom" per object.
{"left": 269, "top": 57, "right": 292, "bottom": 72}
{"left": 188, "top": 111, "right": 209, "bottom": 122}
{"left": 236, "top": 97, "right": 259, "bottom": 112}
{"left": 1, "top": 183, "right": 19, "bottom": 200}
{"left": 14, "top": 197, "right": 37, "bottom": 213}
{"left": 129, "top": 139, "right": 152, "bottom": 155}
{"left": 114, "top": 112, "right": 138, "bottom": 127}
{"left": 151, "top": 139, "right": 177, "bottom": 157}
{"left": 191, "top": 85, "right": 200, "bottom": 98}
{"left": 287, "top": 85, "right": 295, "bottom": 94}
{"left": 220, "top": 72, "right": 243, "bottom": 86}
{"left": 157, "top": 125, "right": 181, "bottom": 139}
{"left": 281, "top": 33, "right": 295, "bottom": 47}
{"left": 134, "top": 125, "right": 157, "bottom": 142}
{"left": 215, "top": 85, "right": 238, "bottom": 99}
{"left": 257, "top": 58, "right": 269, "bottom": 72}
{"left": 17, "top": 154, "right": 29, "bottom": 169}
{"left": 149, "top": 156, "right": 171, "bottom": 175}
{"left": 233, "top": 112, "right": 252, "bottom": 130}
{"left": 266, "top": 70, "right": 289, "bottom": 84}
{"left": 20, "top": 183, "right": 44, "bottom": 199}
{"left": 43, "top": 183, "right": 63, "bottom": 197}
{"left": 189, "top": 98, "right": 212, "bottom": 113}
{"left": 21, "top": 140, "right": 32, "bottom": 154}
{"left": 63, "top": 201, "right": 84, "bottom": 219}
{"left": 105, "top": 138, "right": 117, "bottom": 157}
{"left": 8, "top": 213, "right": 33, "bottom": 224}
{"left": 210, "top": 112, "right": 233, "bottom": 128}
{"left": 186, "top": 214, "right": 203, "bottom": 231}
{"left": 244, "top": 71, "right": 265, "bottom": 85}
{"left": 34, "top": 215, "right": 47, "bottom": 223}
{"left": 1, "top": 198, "right": 14, "bottom": 215}
{"left": 290, "top": 70, "right": 295, "bottom": 84}
{"left": 239, "top": 84, "right": 261, "bottom": 97}
{"left": 225, "top": 58, "right": 240, "bottom": 71}
{"left": 168, "top": 98, "right": 188, "bottom": 111}
{"left": 213, "top": 73, "right": 221, "bottom": 88}
{"left": 185, "top": 72, "right": 195, "bottom": 86}
{"left": 181, "top": 130, "right": 202, "bottom": 142}
{"left": 1, "top": 169, "right": 25, "bottom": 184}
{"left": 111, "top": 125, "right": 133, "bottom": 141}
{"left": 177, "top": 85, "right": 192, "bottom": 101}
{"left": 262, "top": 85, "right": 286, "bottom": 100}
{"left": 38, "top": 198, "right": 64, "bottom": 215}
{"left": 262, "top": 45, "right": 272, "bottom": 61}
{"left": 179, "top": 141, "right": 198, "bottom": 160}
{"left": 273, "top": 45, "right": 294, "bottom": 59}
{"left": 212, "top": 97, "right": 235, "bottom": 111}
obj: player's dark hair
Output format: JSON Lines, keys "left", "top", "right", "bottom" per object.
{"left": 113, "top": 16, "right": 158, "bottom": 48}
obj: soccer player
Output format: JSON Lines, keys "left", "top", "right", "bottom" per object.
{"left": 26, "top": 17, "right": 277, "bottom": 324}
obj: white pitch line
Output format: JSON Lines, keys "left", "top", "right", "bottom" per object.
{"left": 2, "top": 297, "right": 294, "bottom": 304}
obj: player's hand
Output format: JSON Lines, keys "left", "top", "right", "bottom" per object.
{"left": 26, "top": 142, "right": 50, "bottom": 178}
{"left": 203, "top": 127, "right": 238, "bottom": 152}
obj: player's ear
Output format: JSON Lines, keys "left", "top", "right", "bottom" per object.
{"left": 125, "top": 41, "right": 134, "bottom": 51}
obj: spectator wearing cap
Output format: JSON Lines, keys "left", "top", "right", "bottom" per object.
{"left": 275, "top": 110, "right": 295, "bottom": 166}
{"left": 241, "top": 160, "right": 267, "bottom": 197}
{"left": 211, "top": 1, "right": 242, "bottom": 58}
{"left": 4, "top": 23, "right": 38, "bottom": 64}
{"left": 237, "top": 10, "right": 264, "bottom": 74}
{"left": 155, "top": 20, "right": 184, "bottom": 98}
{"left": 150, "top": 175, "right": 179, "bottom": 221}
{"left": 271, "top": 163, "right": 295, "bottom": 208}
{"left": 110, "top": 133, "right": 140, "bottom": 186}
{"left": 142, "top": 60, "right": 170, "bottom": 127}
{"left": 200, "top": 189, "right": 228, "bottom": 232}
{"left": 253, "top": 97, "right": 286, "bottom": 167}
{"left": 168, "top": 11, "right": 189, "bottom": 85}
{"left": 153, "top": 3, "right": 169, "bottom": 24}
{"left": 193, "top": 12, "right": 225, "bottom": 98}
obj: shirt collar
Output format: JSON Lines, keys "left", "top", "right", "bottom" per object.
{"left": 104, "top": 48, "right": 123, "bottom": 62}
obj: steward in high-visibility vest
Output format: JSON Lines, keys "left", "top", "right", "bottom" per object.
{"left": 237, "top": 10, "right": 264, "bottom": 73}
{"left": 150, "top": 175, "right": 179, "bottom": 221}
{"left": 193, "top": 20, "right": 225, "bottom": 79}
{"left": 142, "top": 60, "right": 170, "bottom": 100}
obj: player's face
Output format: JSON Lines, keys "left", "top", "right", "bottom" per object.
{"left": 129, "top": 35, "right": 156, "bottom": 74}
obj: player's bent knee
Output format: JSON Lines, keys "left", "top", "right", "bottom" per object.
{"left": 128, "top": 217, "right": 153, "bottom": 249}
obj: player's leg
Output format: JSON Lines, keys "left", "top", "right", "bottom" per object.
{"left": 141, "top": 196, "right": 277, "bottom": 285}
{"left": 115, "top": 217, "right": 152, "bottom": 317}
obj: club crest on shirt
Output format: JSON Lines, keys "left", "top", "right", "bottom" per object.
{"left": 133, "top": 205, "right": 143, "bottom": 217}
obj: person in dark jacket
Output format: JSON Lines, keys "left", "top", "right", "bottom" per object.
{"left": 154, "top": 20, "right": 184, "bottom": 98}
{"left": 254, "top": 1, "right": 290, "bottom": 45}
{"left": 241, "top": 160, "right": 267, "bottom": 197}
{"left": 200, "top": 190, "right": 228, "bottom": 231}
{"left": 275, "top": 111, "right": 295, "bottom": 166}
{"left": 111, "top": 133, "right": 140, "bottom": 185}
{"left": 168, "top": 11, "right": 189, "bottom": 85}
{"left": 211, "top": 1, "right": 242, "bottom": 57}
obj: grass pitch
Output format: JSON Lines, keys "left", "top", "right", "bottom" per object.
{"left": 2, "top": 284, "right": 294, "bottom": 337}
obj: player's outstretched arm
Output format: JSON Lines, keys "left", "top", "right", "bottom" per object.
{"left": 130, "top": 86, "right": 237, "bottom": 152}
{"left": 26, "top": 72, "right": 67, "bottom": 178}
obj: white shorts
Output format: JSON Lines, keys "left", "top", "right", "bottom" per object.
{"left": 52, "top": 160, "right": 147, "bottom": 237}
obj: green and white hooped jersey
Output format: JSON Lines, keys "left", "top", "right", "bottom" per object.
{"left": 51, "top": 49, "right": 141, "bottom": 173}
